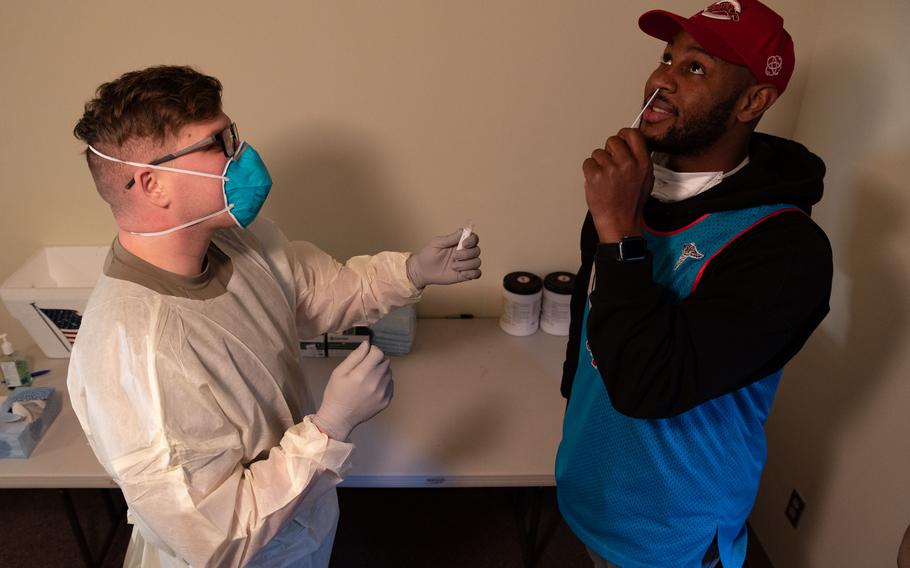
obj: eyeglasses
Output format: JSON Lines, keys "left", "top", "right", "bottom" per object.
{"left": 125, "top": 122, "right": 240, "bottom": 189}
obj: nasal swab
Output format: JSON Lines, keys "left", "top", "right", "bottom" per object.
{"left": 631, "top": 88, "right": 661, "bottom": 128}
{"left": 456, "top": 220, "right": 475, "bottom": 251}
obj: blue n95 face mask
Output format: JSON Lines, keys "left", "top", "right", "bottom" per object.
{"left": 88, "top": 141, "right": 273, "bottom": 237}
{"left": 217, "top": 142, "right": 272, "bottom": 228}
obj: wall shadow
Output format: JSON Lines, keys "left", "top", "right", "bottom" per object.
{"left": 759, "top": 181, "right": 906, "bottom": 566}
{"left": 261, "top": 122, "right": 418, "bottom": 260}
{"left": 753, "top": 47, "right": 909, "bottom": 566}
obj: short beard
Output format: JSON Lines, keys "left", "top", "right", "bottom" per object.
{"left": 645, "top": 89, "right": 741, "bottom": 156}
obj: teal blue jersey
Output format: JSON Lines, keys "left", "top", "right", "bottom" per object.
{"left": 557, "top": 204, "right": 801, "bottom": 568}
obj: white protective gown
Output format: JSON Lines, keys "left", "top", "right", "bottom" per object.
{"left": 67, "top": 218, "right": 421, "bottom": 568}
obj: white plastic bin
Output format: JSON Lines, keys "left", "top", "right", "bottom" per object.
{"left": 1, "top": 247, "right": 109, "bottom": 358}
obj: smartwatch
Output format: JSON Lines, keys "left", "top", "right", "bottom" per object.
{"left": 601, "top": 236, "right": 647, "bottom": 262}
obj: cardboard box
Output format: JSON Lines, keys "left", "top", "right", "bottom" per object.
{"left": 327, "top": 327, "right": 370, "bottom": 357}
{"left": 299, "top": 336, "right": 328, "bottom": 358}
{"left": 300, "top": 328, "right": 371, "bottom": 358}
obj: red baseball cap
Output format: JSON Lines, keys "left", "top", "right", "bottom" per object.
{"left": 639, "top": 0, "right": 795, "bottom": 94}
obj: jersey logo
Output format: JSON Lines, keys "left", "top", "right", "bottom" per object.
{"left": 674, "top": 243, "right": 705, "bottom": 270}
{"left": 701, "top": 1, "right": 741, "bottom": 21}
{"left": 586, "top": 340, "right": 598, "bottom": 369}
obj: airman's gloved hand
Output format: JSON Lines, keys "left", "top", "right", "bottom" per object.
{"left": 313, "top": 342, "right": 392, "bottom": 441}
{"left": 406, "top": 229, "right": 482, "bottom": 289}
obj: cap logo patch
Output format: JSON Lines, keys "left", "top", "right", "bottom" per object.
{"left": 701, "top": 1, "right": 741, "bottom": 21}
{"left": 765, "top": 55, "right": 783, "bottom": 76}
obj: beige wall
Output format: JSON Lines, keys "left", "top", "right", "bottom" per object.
{"left": 750, "top": 1, "right": 910, "bottom": 566}
{"left": 5, "top": 1, "right": 905, "bottom": 565}
{"left": 0, "top": 0, "right": 813, "bottom": 349}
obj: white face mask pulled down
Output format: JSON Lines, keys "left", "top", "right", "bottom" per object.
{"left": 586, "top": 90, "right": 752, "bottom": 303}
{"left": 650, "top": 157, "right": 748, "bottom": 203}
{"left": 632, "top": 88, "right": 749, "bottom": 204}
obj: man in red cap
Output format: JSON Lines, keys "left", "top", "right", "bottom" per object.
{"left": 556, "top": 1, "right": 832, "bottom": 566}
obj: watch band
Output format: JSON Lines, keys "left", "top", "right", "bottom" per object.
{"left": 601, "top": 236, "right": 647, "bottom": 262}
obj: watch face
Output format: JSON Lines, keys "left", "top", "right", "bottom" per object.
{"left": 619, "top": 237, "right": 647, "bottom": 261}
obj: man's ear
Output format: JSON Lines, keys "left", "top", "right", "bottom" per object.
{"left": 737, "top": 83, "right": 780, "bottom": 124}
{"left": 134, "top": 169, "right": 171, "bottom": 209}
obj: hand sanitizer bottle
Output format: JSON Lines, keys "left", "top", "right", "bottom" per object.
{"left": 0, "top": 334, "right": 32, "bottom": 390}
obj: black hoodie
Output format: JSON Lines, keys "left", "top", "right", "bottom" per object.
{"left": 560, "top": 133, "right": 833, "bottom": 418}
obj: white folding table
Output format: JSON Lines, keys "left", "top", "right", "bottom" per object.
{"left": 0, "top": 318, "right": 570, "bottom": 567}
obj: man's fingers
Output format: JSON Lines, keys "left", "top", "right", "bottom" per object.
{"left": 617, "top": 127, "right": 651, "bottom": 164}
{"left": 582, "top": 157, "right": 601, "bottom": 180}
{"left": 375, "top": 357, "right": 391, "bottom": 380}
{"left": 433, "top": 230, "right": 464, "bottom": 248}
{"left": 644, "top": 163, "right": 655, "bottom": 191}
{"left": 459, "top": 233, "right": 479, "bottom": 249}
{"left": 590, "top": 148, "right": 611, "bottom": 167}
{"left": 453, "top": 257, "right": 482, "bottom": 271}
{"left": 382, "top": 378, "right": 394, "bottom": 404}
{"left": 453, "top": 246, "right": 480, "bottom": 261}
{"left": 364, "top": 345, "right": 386, "bottom": 366}
{"left": 458, "top": 269, "right": 482, "bottom": 281}
{"left": 605, "top": 135, "right": 634, "bottom": 163}
{"left": 334, "top": 340, "right": 370, "bottom": 375}
{"left": 352, "top": 344, "right": 385, "bottom": 373}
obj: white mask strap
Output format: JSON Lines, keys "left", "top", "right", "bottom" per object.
{"left": 87, "top": 145, "right": 237, "bottom": 237}
{"left": 129, "top": 205, "right": 236, "bottom": 237}
{"left": 87, "top": 145, "right": 229, "bottom": 182}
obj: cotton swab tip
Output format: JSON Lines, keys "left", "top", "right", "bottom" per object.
{"left": 456, "top": 220, "right": 474, "bottom": 251}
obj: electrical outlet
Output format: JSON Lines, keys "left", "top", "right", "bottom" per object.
{"left": 785, "top": 489, "right": 805, "bottom": 528}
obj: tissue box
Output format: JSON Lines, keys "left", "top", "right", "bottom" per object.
{"left": 0, "top": 387, "right": 62, "bottom": 458}
{"left": 1, "top": 246, "right": 109, "bottom": 358}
